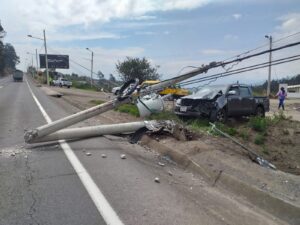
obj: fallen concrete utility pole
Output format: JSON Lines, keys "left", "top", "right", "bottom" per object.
{"left": 209, "top": 122, "right": 276, "bottom": 170}
{"left": 24, "top": 98, "right": 131, "bottom": 143}
{"left": 27, "top": 120, "right": 176, "bottom": 144}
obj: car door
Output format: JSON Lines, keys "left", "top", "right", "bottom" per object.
{"left": 239, "top": 86, "right": 254, "bottom": 115}
{"left": 226, "top": 86, "right": 242, "bottom": 116}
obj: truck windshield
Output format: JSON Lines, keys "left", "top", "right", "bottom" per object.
{"left": 195, "top": 85, "right": 227, "bottom": 99}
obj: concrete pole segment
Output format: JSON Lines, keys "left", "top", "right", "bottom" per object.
{"left": 24, "top": 98, "right": 131, "bottom": 143}
{"left": 28, "top": 121, "right": 146, "bottom": 143}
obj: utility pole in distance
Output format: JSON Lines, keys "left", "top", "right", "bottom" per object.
{"left": 86, "top": 48, "right": 94, "bottom": 88}
{"left": 265, "top": 35, "right": 272, "bottom": 97}
{"left": 27, "top": 30, "right": 49, "bottom": 85}
{"left": 43, "top": 30, "right": 49, "bottom": 86}
{"left": 35, "top": 49, "right": 38, "bottom": 77}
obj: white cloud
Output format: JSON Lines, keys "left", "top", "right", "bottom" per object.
{"left": 232, "top": 13, "right": 242, "bottom": 20}
{"left": 0, "top": 0, "right": 212, "bottom": 31}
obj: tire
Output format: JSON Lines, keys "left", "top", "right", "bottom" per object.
{"left": 210, "top": 108, "right": 227, "bottom": 123}
{"left": 255, "top": 106, "right": 265, "bottom": 117}
{"left": 67, "top": 86, "right": 70, "bottom": 88}
{"left": 115, "top": 90, "right": 119, "bottom": 95}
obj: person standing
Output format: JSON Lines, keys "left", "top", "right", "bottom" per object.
{"left": 276, "top": 87, "right": 287, "bottom": 110}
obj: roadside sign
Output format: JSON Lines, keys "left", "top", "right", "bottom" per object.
{"left": 39, "top": 54, "right": 69, "bottom": 69}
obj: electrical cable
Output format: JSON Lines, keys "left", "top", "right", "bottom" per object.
{"left": 179, "top": 56, "right": 300, "bottom": 87}
{"left": 179, "top": 54, "right": 300, "bottom": 86}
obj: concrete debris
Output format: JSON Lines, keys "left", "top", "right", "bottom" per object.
{"left": 120, "top": 154, "right": 126, "bottom": 159}
{"left": 154, "top": 177, "right": 160, "bottom": 183}
{"left": 168, "top": 171, "right": 173, "bottom": 176}
{"left": 85, "top": 152, "right": 92, "bottom": 156}
{"left": 11, "top": 152, "right": 16, "bottom": 156}
{"left": 101, "top": 154, "right": 107, "bottom": 158}
{"left": 158, "top": 162, "right": 165, "bottom": 167}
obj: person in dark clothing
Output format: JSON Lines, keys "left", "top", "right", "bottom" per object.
{"left": 276, "top": 87, "right": 287, "bottom": 110}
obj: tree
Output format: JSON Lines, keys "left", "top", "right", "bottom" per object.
{"left": 109, "top": 73, "right": 116, "bottom": 82}
{"left": 97, "top": 70, "right": 105, "bottom": 80}
{"left": 116, "top": 57, "right": 160, "bottom": 83}
{"left": 4, "top": 43, "right": 19, "bottom": 70}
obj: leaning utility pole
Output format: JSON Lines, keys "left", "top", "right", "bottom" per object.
{"left": 265, "top": 35, "right": 272, "bottom": 97}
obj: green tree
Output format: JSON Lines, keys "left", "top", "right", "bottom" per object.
{"left": 109, "top": 73, "right": 116, "bottom": 82}
{"left": 4, "top": 43, "right": 19, "bottom": 70}
{"left": 97, "top": 70, "right": 105, "bottom": 80}
{"left": 116, "top": 57, "right": 160, "bottom": 83}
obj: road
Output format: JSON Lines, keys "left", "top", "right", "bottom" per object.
{"left": 0, "top": 74, "right": 287, "bottom": 225}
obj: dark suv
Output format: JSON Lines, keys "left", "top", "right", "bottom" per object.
{"left": 174, "top": 84, "right": 269, "bottom": 122}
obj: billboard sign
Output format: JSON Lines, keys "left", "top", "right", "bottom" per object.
{"left": 39, "top": 54, "right": 69, "bottom": 69}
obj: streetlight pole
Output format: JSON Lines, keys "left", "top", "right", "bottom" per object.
{"left": 35, "top": 49, "right": 38, "bottom": 76}
{"left": 265, "top": 35, "right": 272, "bottom": 97}
{"left": 86, "top": 48, "right": 94, "bottom": 88}
{"left": 27, "top": 30, "right": 49, "bottom": 85}
{"left": 43, "top": 30, "right": 49, "bottom": 86}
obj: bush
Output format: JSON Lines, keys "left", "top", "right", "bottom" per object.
{"left": 249, "top": 117, "right": 268, "bottom": 132}
{"left": 115, "top": 104, "right": 140, "bottom": 117}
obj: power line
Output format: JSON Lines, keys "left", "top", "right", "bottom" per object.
{"left": 179, "top": 54, "right": 300, "bottom": 86}
{"left": 179, "top": 56, "right": 300, "bottom": 87}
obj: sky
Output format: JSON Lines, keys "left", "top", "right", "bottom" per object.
{"left": 1, "top": 0, "right": 300, "bottom": 87}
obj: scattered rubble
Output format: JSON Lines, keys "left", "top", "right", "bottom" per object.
{"left": 85, "top": 152, "right": 92, "bottom": 156}
{"left": 101, "top": 154, "right": 107, "bottom": 158}
{"left": 158, "top": 162, "right": 165, "bottom": 167}
{"left": 120, "top": 154, "right": 126, "bottom": 159}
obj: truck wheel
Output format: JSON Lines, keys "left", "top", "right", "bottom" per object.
{"left": 59, "top": 84, "right": 62, "bottom": 88}
{"left": 255, "top": 106, "right": 265, "bottom": 117}
{"left": 210, "top": 108, "right": 227, "bottom": 123}
{"left": 67, "top": 86, "right": 70, "bottom": 88}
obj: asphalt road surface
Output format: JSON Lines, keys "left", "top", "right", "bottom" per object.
{"left": 0, "top": 74, "right": 287, "bottom": 225}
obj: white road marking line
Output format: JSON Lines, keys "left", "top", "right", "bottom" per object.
{"left": 25, "top": 78, "right": 124, "bottom": 225}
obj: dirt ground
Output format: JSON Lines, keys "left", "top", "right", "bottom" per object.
{"left": 50, "top": 86, "right": 300, "bottom": 175}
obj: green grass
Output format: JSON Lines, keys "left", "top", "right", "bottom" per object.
{"left": 147, "top": 111, "right": 180, "bottom": 121}
{"left": 89, "top": 99, "right": 105, "bottom": 105}
{"left": 115, "top": 103, "right": 140, "bottom": 117}
{"left": 187, "top": 119, "right": 210, "bottom": 133}
{"left": 249, "top": 116, "right": 268, "bottom": 133}
{"left": 254, "top": 134, "right": 265, "bottom": 145}
{"left": 239, "top": 129, "right": 249, "bottom": 141}
{"left": 72, "top": 81, "right": 98, "bottom": 91}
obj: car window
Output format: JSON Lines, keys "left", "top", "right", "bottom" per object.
{"left": 228, "top": 86, "right": 239, "bottom": 95}
{"left": 239, "top": 87, "right": 251, "bottom": 97}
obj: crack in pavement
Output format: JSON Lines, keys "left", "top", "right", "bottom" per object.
{"left": 25, "top": 154, "right": 41, "bottom": 225}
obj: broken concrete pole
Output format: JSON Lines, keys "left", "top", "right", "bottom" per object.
{"left": 24, "top": 98, "right": 131, "bottom": 143}
{"left": 27, "top": 121, "right": 146, "bottom": 143}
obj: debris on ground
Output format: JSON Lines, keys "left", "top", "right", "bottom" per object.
{"left": 101, "top": 154, "right": 107, "bottom": 158}
{"left": 158, "top": 162, "right": 165, "bottom": 167}
{"left": 10, "top": 152, "right": 16, "bottom": 157}
{"left": 85, "top": 152, "right": 92, "bottom": 156}
{"left": 168, "top": 171, "right": 173, "bottom": 176}
{"left": 120, "top": 154, "right": 126, "bottom": 159}
{"left": 154, "top": 177, "right": 160, "bottom": 183}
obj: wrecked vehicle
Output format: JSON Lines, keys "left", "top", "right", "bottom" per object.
{"left": 174, "top": 84, "right": 269, "bottom": 122}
